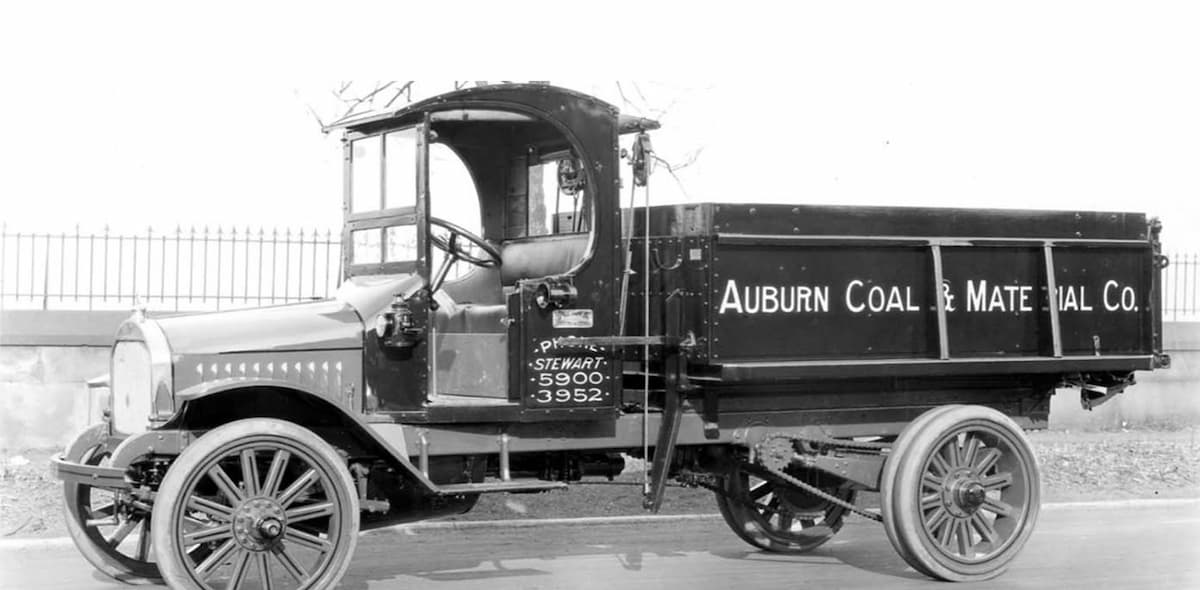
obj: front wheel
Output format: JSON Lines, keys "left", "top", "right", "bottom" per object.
{"left": 882, "top": 405, "right": 1041, "bottom": 582}
{"left": 152, "top": 419, "right": 359, "bottom": 590}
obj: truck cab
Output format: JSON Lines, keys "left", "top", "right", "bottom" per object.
{"left": 334, "top": 85, "right": 654, "bottom": 419}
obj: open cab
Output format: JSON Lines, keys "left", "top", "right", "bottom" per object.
{"left": 334, "top": 85, "right": 656, "bottom": 422}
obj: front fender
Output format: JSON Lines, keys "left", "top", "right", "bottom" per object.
{"left": 52, "top": 428, "right": 192, "bottom": 490}
{"left": 52, "top": 424, "right": 150, "bottom": 490}
{"left": 173, "top": 385, "right": 440, "bottom": 496}
{"left": 62, "top": 423, "right": 115, "bottom": 463}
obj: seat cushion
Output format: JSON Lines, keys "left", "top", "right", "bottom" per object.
{"left": 498, "top": 234, "right": 589, "bottom": 285}
{"left": 433, "top": 293, "right": 508, "bottom": 334}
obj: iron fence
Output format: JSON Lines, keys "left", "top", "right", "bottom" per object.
{"left": 0, "top": 224, "right": 342, "bottom": 311}
{"left": 1164, "top": 252, "right": 1199, "bottom": 321}
{"left": 2, "top": 224, "right": 1199, "bottom": 320}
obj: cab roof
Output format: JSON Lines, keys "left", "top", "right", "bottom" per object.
{"left": 324, "top": 83, "right": 660, "bottom": 135}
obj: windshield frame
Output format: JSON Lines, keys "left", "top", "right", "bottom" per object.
{"left": 342, "top": 120, "right": 429, "bottom": 277}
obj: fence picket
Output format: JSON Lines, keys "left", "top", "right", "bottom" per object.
{"left": 0, "top": 224, "right": 342, "bottom": 311}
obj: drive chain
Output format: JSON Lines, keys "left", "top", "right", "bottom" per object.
{"left": 755, "top": 432, "right": 888, "bottom": 523}
{"left": 772, "top": 430, "right": 891, "bottom": 452}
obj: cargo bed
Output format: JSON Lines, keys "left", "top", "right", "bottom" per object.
{"left": 626, "top": 203, "right": 1167, "bottom": 382}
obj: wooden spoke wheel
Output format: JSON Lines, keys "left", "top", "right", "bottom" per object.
{"left": 152, "top": 419, "right": 359, "bottom": 590}
{"left": 882, "top": 405, "right": 1041, "bottom": 581}
{"left": 879, "top": 404, "right": 963, "bottom": 571}
{"left": 63, "top": 445, "right": 162, "bottom": 583}
{"left": 715, "top": 462, "right": 855, "bottom": 554}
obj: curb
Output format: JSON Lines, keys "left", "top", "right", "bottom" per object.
{"left": 1039, "top": 497, "right": 1200, "bottom": 510}
{"left": 3, "top": 497, "right": 1196, "bottom": 550}
{"left": 0, "top": 536, "right": 75, "bottom": 550}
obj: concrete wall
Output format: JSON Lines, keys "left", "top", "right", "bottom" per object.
{"left": 0, "top": 345, "right": 109, "bottom": 448}
{"left": 1, "top": 310, "right": 1197, "bottom": 448}
{"left": 1, "top": 310, "right": 130, "bottom": 449}
{"left": 1049, "top": 349, "right": 1200, "bottom": 429}
{"left": 1050, "top": 321, "right": 1199, "bottom": 429}
{"left": 0, "top": 310, "right": 132, "bottom": 346}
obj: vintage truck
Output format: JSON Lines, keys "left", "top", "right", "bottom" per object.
{"left": 53, "top": 84, "right": 1169, "bottom": 588}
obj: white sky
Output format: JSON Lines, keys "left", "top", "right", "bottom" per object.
{"left": 1, "top": 3, "right": 1197, "bottom": 254}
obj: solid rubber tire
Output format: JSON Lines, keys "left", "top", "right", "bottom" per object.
{"left": 151, "top": 418, "right": 359, "bottom": 590}
{"left": 879, "top": 405, "right": 964, "bottom": 578}
{"left": 889, "top": 405, "right": 1041, "bottom": 581}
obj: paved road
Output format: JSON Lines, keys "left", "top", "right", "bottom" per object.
{"left": 2, "top": 501, "right": 1197, "bottom": 589}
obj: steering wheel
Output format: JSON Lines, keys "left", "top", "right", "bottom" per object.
{"left": 429, "top": 217, "right": 502, "bottom": 268}
{"left": 427, "top": 216, "right": 501, "bottom": 295}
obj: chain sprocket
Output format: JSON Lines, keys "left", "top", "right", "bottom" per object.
{"left": 753, "top": 431, "right": 887, "bottom": 522}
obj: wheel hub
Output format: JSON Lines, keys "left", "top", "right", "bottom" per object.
{"left": 232, "top": 497, "right": 287, "bottom": 551}
{"left": 956, "top": 482, "right": 987, "bottom": 510}
{"left": 942, "top": 473, "right": 986, "bottom": 517}
{"left": 258, "top": 517, "right": 283, "bottom": 539}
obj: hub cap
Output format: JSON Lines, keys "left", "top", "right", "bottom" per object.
{"left": 232, "top": 498, "right": 287, "bottom": 551}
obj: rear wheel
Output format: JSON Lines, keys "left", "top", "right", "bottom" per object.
{"left": 883, "top": 405, "right": 1041, "bottom": 581}
{"left": 714, "top": 461, "right": 855, "bottom": 554}
{"left": 152, "top": 419, "right": 359, "bottom": 590}
{"left": 879, "top": 405, "right": 963, "bottom": 575}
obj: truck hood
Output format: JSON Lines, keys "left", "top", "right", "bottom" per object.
{"left": 157, "top": 274, "right": 423, "bottom": 355}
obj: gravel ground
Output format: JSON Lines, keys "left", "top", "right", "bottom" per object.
{"left": 3, "top": 427, "right": 1197, "bottom": 539}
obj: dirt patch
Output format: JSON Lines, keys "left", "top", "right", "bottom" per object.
{"left": 4, "top": 427, "right": 1197, "bottom": 539}
{"left": 0, "top": 448, "right": 61, "bottom": 538}
{"left": 1029, "top": 427, "right": 1200, "bottom": 501}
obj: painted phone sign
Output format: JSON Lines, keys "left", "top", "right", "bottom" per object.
{"left": 709, "top": 246, "right": 1150, "bottom": 361}
{"left": 524, "top": 338, "right": 614, "bottom": 410}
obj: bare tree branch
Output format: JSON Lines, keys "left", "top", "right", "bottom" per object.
{"left": 615, "top": 81, "right": 640, "bottom": 115}
{"left": 631, "top": 82, "right": 650, "bottom": 108}
{"left": 338, "top": 81, "right": 395, "bottom": 120}
{"left": 649, "top": 95, "right": 682, "bottom": 120}
{"left": 384, "top": 81, "right": 414, "bottom": 108}
{"left": 651, "top": 148, "right": 704, "bottom": 200}
{"left": 303, "top": 101, "right": 327, "bottom": 129}
{"left": 656, "top": 147, "right": 704, "bottom": 172}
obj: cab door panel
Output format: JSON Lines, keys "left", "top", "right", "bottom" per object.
{"left": 517, "top": 281, "right": 619, "bottom": 418}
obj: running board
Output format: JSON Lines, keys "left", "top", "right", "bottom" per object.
{"left": 436, "top": 479, "right": 568, "bottom": 495}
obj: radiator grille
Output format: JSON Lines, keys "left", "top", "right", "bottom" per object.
{"left": 112, "top": 341, "right": 152, "bottom": 433}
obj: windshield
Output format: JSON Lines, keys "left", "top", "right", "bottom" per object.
{"left": 346, "top": 126, "right": 481, "bottom": 271}
{"left": 351, "top": 128, "right": 418, "bottom": 214}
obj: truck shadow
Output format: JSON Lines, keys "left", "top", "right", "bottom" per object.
{"left": 706, "top": 537, "right": 926, "bottom": 582}
{"left": 335, "top": 521, "right": 925, "bottom": 589}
